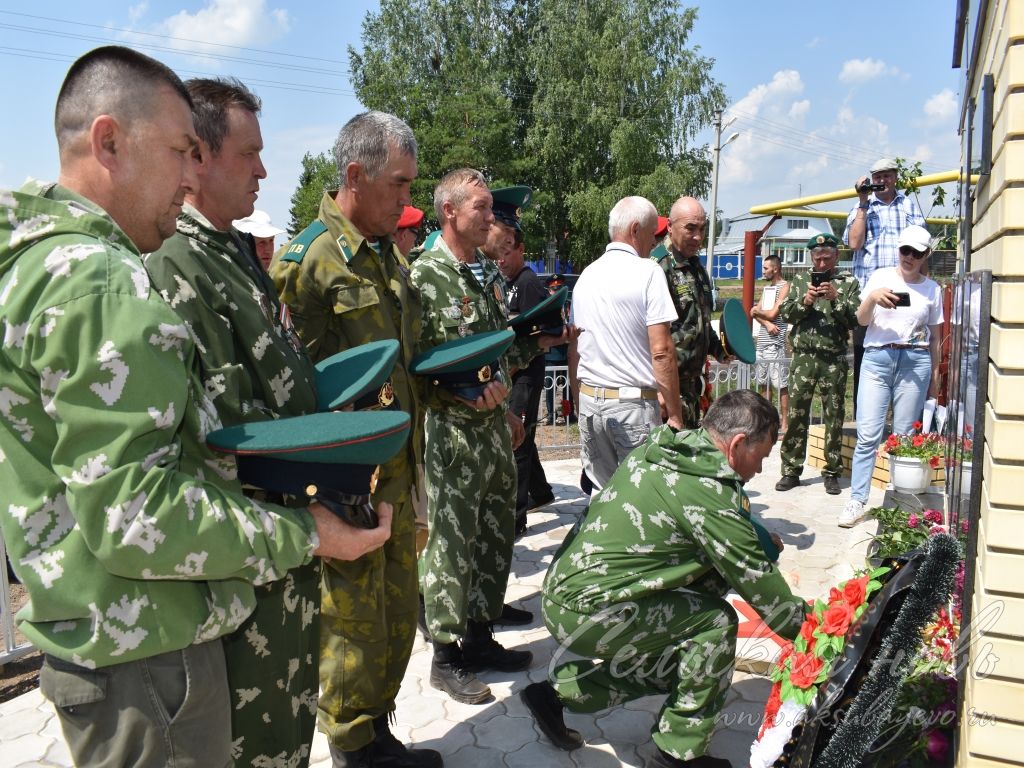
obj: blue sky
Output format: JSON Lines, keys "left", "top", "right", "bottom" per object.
{"left": 0, "top": 1, "right": 961, "bottom": 237}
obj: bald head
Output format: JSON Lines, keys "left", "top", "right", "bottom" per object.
{"left": 668, "top": 196, "right": 707, "bottom": 259}
{"left": 55, "top": 46, "right": 192, "bottom": 163}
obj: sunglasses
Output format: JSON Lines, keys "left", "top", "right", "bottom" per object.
{"left": 899, "top": 245, "right": 928, "bottom": 258}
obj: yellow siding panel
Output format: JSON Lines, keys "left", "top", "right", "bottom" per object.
{"left": 991, "top": 280, "right": 1024, "bottom": 323}
{"left": 964, "top": 714, "right": 1024, "bottom": 763}
{"left": 975, "top": 508, "right": 1024, "bottom": 593}
{"left": 989, "top": 323, "right": 1024, "bottom": 371}
{"left": 981, "top": 483, "right": 1024, "bottom": 555}
{"left": 989, "top": 363, "right": 1024, "bottom": 416}
{"left": 984, "top": 403, "right": 1024, "bottom": 460}
{"left": 972, "top": 567, "right": 1024, "bottom": 640}
{"left": 972, "top": 235, "right": 1024, "bottom": 276}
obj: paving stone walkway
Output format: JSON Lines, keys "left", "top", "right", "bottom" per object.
{"left": 0, "top": 448, "right": 883, "bottom": 768}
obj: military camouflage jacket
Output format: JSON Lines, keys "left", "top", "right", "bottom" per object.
{"left": 653, "top": 249, "right": 725, "bottom": 378}
{"left": 145, "top": 204, "right": 317, "bottom": 424}
{"left": 410, "top": 235, "right": 543, "bottom": 422}
{"left": 0, "top": 182, "right": 317, "bottom": 667}
{"left": 779, "top": 269, "right": 860, "bottom": 354}
{"left": 543, "top": 426, "right": 805, "bottom": 641}
{"left": 270, "top": 192, "right": 422, "bottom": 504}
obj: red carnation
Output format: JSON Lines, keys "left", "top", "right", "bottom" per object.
{"left": 789, "top": 652, "right": 825, "bottom": 689}
{"left": 913, "top": 421, "right": 923, "bottom": 430}
{"left": 912, "top": 434, "right": 926, "bottom": 447}
{"left": 821, "top": 602, "right": 855, "bottom": 637}
{"left": 929, "top": 455, "right": 941, "bottom": 468}
{"left": 842, "top": 576, "right": 870, "bottom": 609}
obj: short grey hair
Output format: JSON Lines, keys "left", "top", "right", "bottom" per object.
{"left": 334, "top": 111, "right": 417, "bottom": 187}
{"left": 608, "top": 196, "right": 657, "bottom": 240}
{"left": 703, "top": 389, "right": 780, "bottom": 445}
{"left": 433, "top": 168, "right": 488, "bottom": 221}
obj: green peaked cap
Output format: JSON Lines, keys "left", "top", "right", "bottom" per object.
{"left": 491, "top": 185, "right": 532, "bottom": 231}
{"left": 508, "top": 286, "right": 567, "bottom": 337}
{"left": 315, "top": 339, "right": 400, "bottom": 411}
{"left": 719, "top": 298, "right": 756, "bottom": 364}
{"left": 410, "top": 328, "right": 515, "bottom": 400}
{"left": 207, "top": 410, "right": 410, "bottom": 496}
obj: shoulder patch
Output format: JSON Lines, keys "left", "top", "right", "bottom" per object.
{"left": 281, "top": 220, "right": 328, "bottom": 264}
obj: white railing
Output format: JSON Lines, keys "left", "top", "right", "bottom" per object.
{"left": 1, "top": 533, "right": 34, "bottom": 665}
{"left": 536, "top": 356, "right": 848, "bottom": 453}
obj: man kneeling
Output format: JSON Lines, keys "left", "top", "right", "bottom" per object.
{"left": 523, "top": 390, "right": 806, "bottom": 768}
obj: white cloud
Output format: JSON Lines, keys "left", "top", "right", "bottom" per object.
{"left": 839, "top": 58, "right": 891, "bottom": 84}
{"left": 730, "top": 70, "right": 804, "bottom": 118}
{"left": 924, "top": 89, "right": 957, "bottom": 121}
{"left": 789, "top": 100, "right": 810, "bottom": 120}
{"left": 913, "top": 144, "right": 935, "bottom": 163}
{"left": 144, "top": 0, "right": 290, "bottom": 56}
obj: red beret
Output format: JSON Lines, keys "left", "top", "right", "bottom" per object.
{"left": 655, "top": 215, "right": 669, "bottom": 238}
{"left": 397, "top": 206, "right": 424, "bottom": 230}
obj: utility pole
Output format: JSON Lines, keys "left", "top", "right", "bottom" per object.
{"left": 707, "top": 110, "right": 738, "bottom": 285}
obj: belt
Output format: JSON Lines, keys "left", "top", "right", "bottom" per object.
{"left": 877, "top": 343, "right": 924, "bottom": 350}
{"left": 579, "top": 383, "right": 658, "bottom": 400}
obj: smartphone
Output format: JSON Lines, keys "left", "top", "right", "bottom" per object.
{"left": 811, "top": 271, "right": 829, "bottom": 287}
{"left": 892, "top": 291, "right": 911, "bottom": 307}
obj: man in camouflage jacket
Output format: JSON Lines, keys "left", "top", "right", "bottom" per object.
{"left": 0, "top": 47, "right": 386, "bottom": 768}
{"left": 411, "top": 168, "right": 572, "bottom": 706}
{"left": 775, "top": 233, "right": 861, "bottom": 495}
{"left": 146, "top": 78, "right": 323, "bottom": 768}
{"left": 653, "top": 197, "right": 726, "bottom": 427}
{"left": 270, "top": 112, "right": 437, "bottom": 768}
{"left": 524, "top": 390, "right": 804, "bottom": 768}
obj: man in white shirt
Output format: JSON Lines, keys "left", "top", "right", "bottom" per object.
{"left": 568, "top": 196, "right": 683, "bottom": 489}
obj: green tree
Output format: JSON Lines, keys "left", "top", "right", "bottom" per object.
{"left": 287, "top": 151, "right": 336, "bottom": 235}
{"left": 344, "top": 0, "right": 725, "bottom": 266}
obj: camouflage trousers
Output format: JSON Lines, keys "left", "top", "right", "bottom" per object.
{"left": 318, "top": 494, "right": 418, "bottom": 751}
{"left": 679, "top": 375, "right": 704, "bottom": 429}
{"left": 223, "top": 560, "right": 321, "bottom": 768}
{"left": 542, "top": 588, "right": 738, "bottom": 760}
{"left": 421, "top": 410, "right": 516, "bottom": 644}
{"left": 780, "top": 350, "right": 849, "bottom": 477}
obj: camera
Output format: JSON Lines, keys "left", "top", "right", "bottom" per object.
{"left": 857, "top": 181, "right": 887, "bottom": 193}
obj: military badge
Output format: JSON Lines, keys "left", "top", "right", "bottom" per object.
{"left": 378, "top": 380, "right": 395, "bottom": 408}
{"left": 461, "top": 296, "right": 472, "bottom": 317}
{"left": 477, "top": 365, "right": 492, "bottom": 383}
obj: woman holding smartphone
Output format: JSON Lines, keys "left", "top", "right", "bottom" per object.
{"left": 840, "top": 225, "right": 945, "bottom": 527}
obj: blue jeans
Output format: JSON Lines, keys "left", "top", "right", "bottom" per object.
{"left": 850, "top": 346, "right": 932, "bottom": 502}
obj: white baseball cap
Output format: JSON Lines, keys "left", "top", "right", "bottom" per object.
{"left": 897, "top": 225, "right": 932, "bottom": 253}
{"left": 233, "top": 210, "right": 285, "bottom": 238}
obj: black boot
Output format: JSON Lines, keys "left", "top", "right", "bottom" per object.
{"left": 520, "top": 682, "right": 583, "bottom": 750}
{"left": 460, "top": 620, "right": 532, "bottom": 672}
{"left": 429, "top": 641, "right": 491, "bottom": 704}
{"left": 371, "top": 714, "right": 443, "bottom": 768}
{"left": 649, "top": 748, "right": 732, "bottom": 768}
{"left": 493, "top": 602, "right": 533, "bottom": 626}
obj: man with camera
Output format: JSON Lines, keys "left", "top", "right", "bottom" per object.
{"left": 843, "top": 158, "right": 925, "bottom": 410}
{"left": 775, "top": 233, "right": 861, "bottom": 495}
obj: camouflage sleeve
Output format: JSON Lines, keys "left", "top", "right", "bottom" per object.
{"left": 778, "top": 273, "right": 811, "bottom": 325}
{"left": 682, "top": 496, "right": 805, "bottom": 640}
{"left": 40, "top": 290, "right": 316, "bottom": 585}
{"left": 505, "top": 335, "right": 545, "bottom": 373}
{"left": 270, "top": 251, "right": 337, "bottom": 364}
{"left": 146, "top": 246, "right": 278, "bottom": 423}
{"left": 836, "top": 276, "right": 862, "bottom": 328}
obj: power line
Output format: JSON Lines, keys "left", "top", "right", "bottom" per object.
{"left": 0, "top": 9, "right": 346, "bottom": 65}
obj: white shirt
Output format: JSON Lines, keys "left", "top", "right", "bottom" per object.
{"left": 571, "top": 242, "right": 677, "bottom": 388}
{"left": 862, "top": 267, "right": 944, "bottom": 347}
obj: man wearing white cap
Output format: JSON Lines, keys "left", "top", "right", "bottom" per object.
{"left": 235, "top": 208, "right": 286, "bottom": 270}
{"left": 843, "top": 157, "right": 925, "bottom": 410}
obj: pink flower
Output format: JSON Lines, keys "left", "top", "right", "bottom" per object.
{"left": 929, "top": 524, "right": 946, "bottom": 536}
{"left": 907, "top": 513, "right": 920, "bottom": 528}
{"left": 961, "top": 519, "right": 970, "bottom": 535}
{"left": 924, "top": 509, "right": 943, "bottom": 524}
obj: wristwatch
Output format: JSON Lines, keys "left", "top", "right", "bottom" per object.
{"left": 858, "top": 203, "right": 869, "bottom": 210}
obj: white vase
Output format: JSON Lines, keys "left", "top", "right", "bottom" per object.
{"left": 960, "top": 461, "right": 973, "bottom": 493}
{"left": 889, "top": 455, "right": 931, "bottom": 494}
